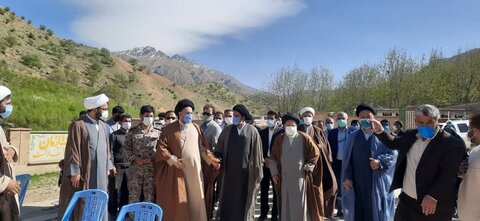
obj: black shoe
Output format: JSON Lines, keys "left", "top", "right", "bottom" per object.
{"left": 336, "top": 212, "right": 344, "bottom": 219}
{"left": 258, "top": 215, "right": 268, "bottom": 221}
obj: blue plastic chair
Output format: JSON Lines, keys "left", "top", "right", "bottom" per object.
{"left": 116, "top": 202, "right": 163, "bottom": 221}
{"left": 15, "top": 174, "right": 32, "bottom": 212}
{"left": 61, "top": 189, "right": 109, "bottom": 221}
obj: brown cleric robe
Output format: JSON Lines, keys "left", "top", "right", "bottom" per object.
{"left": 58, "top": 116, "right": 113, "bottom": 221}
{"left": 155, "top": 121, "right": 218, "bottom": 221}
{"left": 270, "top": 131, "right": 323, "bottom": 221}
{"left": 298, "top": 124, "right": 337, "bottom": 218}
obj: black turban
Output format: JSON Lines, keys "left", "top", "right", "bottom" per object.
{"left": 282, "top": 113, "right": 300, "bottom": 125}
{"left": 175, "top": 99, "right": 195, "bottom": 116}
{"left": 233, "top": 104, "right": 250, "bottom": 118}
{"left": 356, "top": 103, "right": 376, "bottom": 117}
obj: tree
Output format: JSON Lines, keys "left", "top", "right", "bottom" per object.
{"left": 46, "top": 29, "right": 54, "bottom": 36}
{"left": 39, "top": 25, "right": 46, "bottom": 31}
{"left": 128, "top": 58, "right": 138, "bottom": 66}
{"left": 267, "top": 65, "right": 309, "bottom": 113}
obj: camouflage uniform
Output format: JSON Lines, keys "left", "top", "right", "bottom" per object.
{"left": 122, "top": 124, "right": 161, "bottom": 203}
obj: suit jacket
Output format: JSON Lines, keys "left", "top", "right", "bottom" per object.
{"left": 259, "top": 127, "right": 281, "bottom": 158}
{"left": 327, "top": 127, "right": 353, "bottom": 161}
{"left": 376, "top": 129, "right": 466, "bottom": 209}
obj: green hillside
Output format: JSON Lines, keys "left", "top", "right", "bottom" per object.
{"left": 0, "top": 6, "right": 257, "bottom": 130}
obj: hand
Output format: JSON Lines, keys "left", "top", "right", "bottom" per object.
{"left": 5, "top": 179, "right": 20, "bottom": 195}
{"left": 211, "top": 158, "right": 221, "bottom": 170}
{"left": 272, "top": 175, "right": 280, "bottom": 185}
{"left": 264, "top": 158, "right": 272, "bottom": 168}
{"left": 71, "top": 175, "right": 81, "bottom": 188}
{"left": 5, "top": 148, "right": 15, "bottom": 163}
{"left": 343, "top": 179, "right": 353, "bottom": 190}
{"left": 458, "top": 160, "right": 469, "bottom": 176}
{"left": 173, "top": 159, "right": 185, "bottom": 169}
{"left": 109, "top": 167, "right": 117, "bottom": 176}
{"left": 369, "top": 117, "right": 384, "bottom": 134}
{"left": 369, "top": 158, "right": 381, "bottom": 170}
{"left": 421, "top": 195, "right": 437, "bottom": 215}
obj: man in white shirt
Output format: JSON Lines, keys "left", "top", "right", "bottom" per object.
{"left": 458, "top": 113, "right": 480, "bottom": 221}
{"left": 373, "top": 104, "right": 466, "bottom": 221}
{"left": 259, "top": 110, "right": 281, "bottom": 221}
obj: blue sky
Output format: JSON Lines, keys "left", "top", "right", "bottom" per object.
{"left": 3, "top": 0, "right": 480, "bottom": 89}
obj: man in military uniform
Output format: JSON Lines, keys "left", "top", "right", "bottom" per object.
{"left": 123, "top": 105, "right": 160, "bottom": 204}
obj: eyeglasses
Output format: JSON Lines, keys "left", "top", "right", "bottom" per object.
{"left": 202, "top": 112, "right": 212, "bottom": 116}
{"left": 166, "top": 117, "right": 176, "bottom": 120}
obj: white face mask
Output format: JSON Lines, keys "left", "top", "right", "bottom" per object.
{"left": 303, "top": 117, "right": 313, "bottom": 126}
{"left": 159, "top": 120, "right": 166, "bottom": 125}
{"left": 121, "top": 122, "right": 131, "bottom": 130}
{"left": 101, "top": 110, "right": 109, "bottom": 119}
{"left": 285, "top": 126, "right": 297, "bottom": 137}
{"left": 326, "top": 123, "right": 334, "bottom": 130}
{"left": 166, "top": 119, "right": 176, "bottom": 125}
{"left": 215, "top": 119, "right": 223, "bottom": 125}
{"left": 143, "top": 117, "right": 154, "bottom": 126}
{"left": 224, "top": 117, "right": 233, "bottom": 125}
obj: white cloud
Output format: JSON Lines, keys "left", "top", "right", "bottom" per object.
{"left": 69, "top": 0, "right": 305, "bottom": 54}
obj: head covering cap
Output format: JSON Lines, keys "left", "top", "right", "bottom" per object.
{"left": 0, "top": 86, "right": 11, "bottom": 101}
{"left": 233, "top": 104, "right": 251, "bottom": 118}
{"left": 175, "top": 99, "right": 195, "bottom": 116}
{"left": 84, "top": 94, "right": 109, "bottom": 110}
{"left": 282, "top": 113, "right": 300, "bottom": 125}
{"left": 300, "top": 107, "right": 315, "bottom": 116}
{"left": 355, "top": 103, "right": 376, "bottom": 117}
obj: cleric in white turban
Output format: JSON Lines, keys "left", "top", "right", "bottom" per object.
{"left": 58, "top": 93, "right": 114, "bottom": 221}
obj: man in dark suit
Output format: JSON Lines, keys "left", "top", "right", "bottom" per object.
{"left": 327, "top": 111, "right": 353, "bottom": 218}
{"left": 258, "top": 110, "right": 281, "bottom": 221}
{"left": 372, "top": 104, "right": 466, "bottom": 221}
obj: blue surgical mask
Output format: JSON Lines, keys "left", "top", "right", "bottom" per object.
{"left": 383, "top": 125, "right": 390, "bottom": 132}
{"left": 417, "top": 126, "right": 436, "bottom": 139}
{"left": 360, "top": 119, "right": 371, "bottom": 129}
{"left": 233, "top": 116, "right": 241, "bottom": 125}
{"left": 351, "top": 124, "right": 359, "bottom": 130}
{"left": 267, "top": 119, "right": 276, "bottom": 128}
{"left": 0, "top": 105, "right": 13, "bottom": 119}
{"left": 183, "top": 113, "right": 193, "bottom": 124}
{"left": 337, "top": 119, "right": 347, "bottom": 128}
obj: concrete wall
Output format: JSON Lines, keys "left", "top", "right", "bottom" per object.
{"left": 7, "top": 128, "right": 61, "bottom": 175}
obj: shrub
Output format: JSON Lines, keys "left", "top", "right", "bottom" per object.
{"left": 4, "top": 35, "right": 17, "bottom": 47}
{"left": 60, "top": 39, "right": 77, "bottom": 55}
{"left": 0, "top": 8, "right": 5, "bottom": 15}
{"left": 46, "top": 29, "right": 53, "bottom": 36}
{"left": 128, "top": 58, "right": 138, "bottom": 66}
{"left": 20, "top": 54, "right": 42, "bottom": 69}
{"left": 39, "top": 25, "right": 46, "bottom": 31}
{"left": 27, "top": 20, "right": 32, "bottom": 24}
{"left": 27, "top": 32, "right": 35, "bottom": 39}
{"left": 5, "top": 7, "right": 10, "bottom": 12}
{"left": 20, "top": 16, "right": 25, "bottom": 20}
{"left": 49, "top": 69, "right": 67, "bottom": 82}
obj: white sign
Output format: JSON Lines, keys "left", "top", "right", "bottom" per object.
{"left": 29, "top": 133, "right": 67, "bottom": 164}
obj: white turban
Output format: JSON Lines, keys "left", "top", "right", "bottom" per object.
{"left": 300, "top": 107, "right": 315, "bottom": 116}
{"left": 0, "top": 86, "right": 11, "bottom": 101}
{"left": 84, "top": 94, "right": 109, "bottom": 110}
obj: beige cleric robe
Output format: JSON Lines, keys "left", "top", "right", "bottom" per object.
{"left": 271, "top": 131, "right": 324, "bottom": 221}
{"left": 0, "top": 125, "right": 19, "bottom": 221}
{"left": 155, "top": 121, "right": 217, "bottom": 221}
{"left": 299, "top": 124, "right": 337, "bottom": 218}
{"left": 58, "top": 118, "right": 112, "bottom": 220}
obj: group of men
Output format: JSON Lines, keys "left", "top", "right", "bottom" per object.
{"left": 53, "top": 93, "right": 480, "bottom": 221}
{"left": 1, "top": 86, "right": 480, "bottom": 221}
